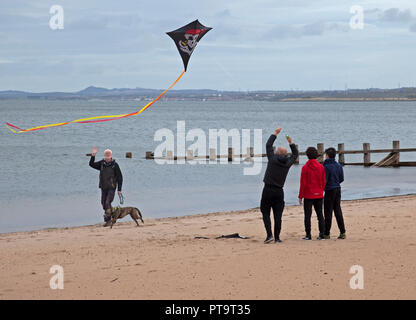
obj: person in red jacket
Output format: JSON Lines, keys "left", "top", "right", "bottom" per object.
{"left": 298, "top": 147, "right": 326, "bottom": 240}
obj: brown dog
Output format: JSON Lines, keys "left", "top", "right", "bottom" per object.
{"left": 110, "top": 206, "right": 144, "bottom": 229}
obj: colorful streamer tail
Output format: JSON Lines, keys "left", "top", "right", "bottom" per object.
{"left": 6, "top": 70, "right": 186, "bottom": 133}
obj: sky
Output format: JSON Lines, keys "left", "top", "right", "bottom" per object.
{"left": 1, "top": 0, "right": 416, "bottom": 92}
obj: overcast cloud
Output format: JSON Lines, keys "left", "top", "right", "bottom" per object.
{"left": 1, "top": 0, "right": 416, "bottom": 91}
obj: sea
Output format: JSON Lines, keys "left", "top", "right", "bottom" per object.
{"left": 1, "top": 99, "right": 415, "bottom": 233}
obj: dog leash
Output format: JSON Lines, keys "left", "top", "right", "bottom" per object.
{"left": 118, "top": 193, "right": 124, "bottom": 205}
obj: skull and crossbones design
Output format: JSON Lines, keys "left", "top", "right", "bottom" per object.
{"left": 178, "top": 29, "right": 206, "bottom": 55}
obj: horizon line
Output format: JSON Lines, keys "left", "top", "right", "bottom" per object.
{"left": 1, "top": 85, "right": 416, "bottom": 94}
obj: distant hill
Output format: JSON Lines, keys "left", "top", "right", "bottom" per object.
{"left": 1, "top": 86, "right": 416, "bottom": 101}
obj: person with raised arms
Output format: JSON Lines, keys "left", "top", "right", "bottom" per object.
{"left": 261, "top": 127, "right": 298, "bottom": 244}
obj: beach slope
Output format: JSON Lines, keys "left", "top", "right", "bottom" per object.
{"left": 0, "top": 195, "right": 415, "bottom": 299}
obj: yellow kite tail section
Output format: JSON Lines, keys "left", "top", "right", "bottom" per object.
{"left": 5, "top": 70, "right": 186, "bottom": 133}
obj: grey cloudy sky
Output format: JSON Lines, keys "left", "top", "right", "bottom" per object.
{"left": 1, "top": 0, "right": 416, "bottom": 91}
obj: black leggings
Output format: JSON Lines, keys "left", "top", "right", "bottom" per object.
{"left": 303, "top": 198, "right": 325, "bottom": 236}
{"left": 260, "top": 185, "right": 285, "bottom": 240}
{"left": 324, "top": 188, "right": 346, "bottom": 235}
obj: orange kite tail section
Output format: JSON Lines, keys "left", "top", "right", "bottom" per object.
{"left": 5, "top": 70, "right": 186, "bottom": 133}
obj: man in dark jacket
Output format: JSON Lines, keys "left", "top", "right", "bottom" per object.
{"left": 89, "top": 147, "right": 123, "bottom": 226}
{"left": 323, "top": 147, "right": 346, "bottom": 239}
{"left": 261, "top": 127, "right": 298, "bottom": 244}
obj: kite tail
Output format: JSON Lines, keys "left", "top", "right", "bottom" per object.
{"left": 5, "top": 70, "right": 186, "bottom": 133}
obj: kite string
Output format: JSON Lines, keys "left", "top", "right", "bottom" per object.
{"left": 6, "top": 70, "right": 186, "bottom": 133}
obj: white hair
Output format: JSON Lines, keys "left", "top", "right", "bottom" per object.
{"left": 104, "top": 149, "right": 112, "bottom": 155}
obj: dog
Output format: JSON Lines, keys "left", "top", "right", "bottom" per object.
{"left": 110, "top": 206, "right": 144, "bottom": 229}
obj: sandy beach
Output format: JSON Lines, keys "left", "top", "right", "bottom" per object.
{"left": 0, "top": 195, "right": 415, "bottom": 300}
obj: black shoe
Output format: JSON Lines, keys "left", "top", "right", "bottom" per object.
{"left": 274, "top": 239, "right": 282, "bottom": 243}
{"left": 103, "top": 221, "right": 112, "bottom": 227}
{"left": 302, "top": 235, "right": 312, "bottom": 240}
{"left": 316, "top": 235, "right": 325, "bottom": 240}
{"left": 264, "top": 236, "right": 274, "bottom": 244}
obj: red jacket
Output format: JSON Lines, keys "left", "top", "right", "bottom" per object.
{"left": 299, "top": 159, "right": 326, "bottom": 199}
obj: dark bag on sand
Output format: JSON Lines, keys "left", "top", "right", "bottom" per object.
{"left": 194, "top": 233, "right": 249, "bottom": 240}
{"left": 100, "top": 161, "right": 116, "bottom": 190}
{"left": 216, "top": 233, "right": 248, "bottom": 239}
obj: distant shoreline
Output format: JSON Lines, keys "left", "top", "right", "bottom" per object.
{"left": 2, "top": 86, "right": 416, "bottom": 102}
{"left": 1, "top": 97, "right": 416, "bottom": 102}
{"left": 280, "top": 97, "right": 416, "bottom": 102}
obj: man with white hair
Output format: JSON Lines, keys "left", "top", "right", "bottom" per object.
{"left": 261, "top": 127, "right": 298, "bottom": 243}
{"left": 89, "top": 147, "right": 123, "bottom": 226}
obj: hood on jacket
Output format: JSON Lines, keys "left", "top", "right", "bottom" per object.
{"left": 298, "top": 159, "right": 326, "bottom": 199}
{"left": 275, "top": 154, "right": 290, "bottom": 165}
{"left": 305, "top": 159, "right": 322, "bottom": 169}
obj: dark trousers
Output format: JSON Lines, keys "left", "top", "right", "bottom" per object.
{"left": 101, "top": 188, "right": 115, "bottom": 210}
{"left": 260, "top": 185, "right": 285, "bottom": 240}
{"left": 101, "top": 189, "right": 115, "bottom": 222}
{"left": 303, "top": 198, "right": 325, "bottom": 236}
{"left": 324, "top": 188, "right": 346, "bottom": 235}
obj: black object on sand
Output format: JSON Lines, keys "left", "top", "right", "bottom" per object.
{"left": 216, "top": 233, "right": 249, "bottom": 239}
{"left": 194, "top": 233, "right": 249, "bottom": 240}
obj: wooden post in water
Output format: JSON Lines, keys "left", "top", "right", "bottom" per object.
{"left": 295, "top": 144, "right": 300, "bottom": 165}
{"left": 125, "top": 152, "right": 132, "bottom": 158}
{"left": 338, "top": 143, "right": 345, "bottom": 166}
{"left": 317, "top": 143, "right": 324, "bottom": 163}
{"left": 248, "top": 147, "right": 254, "bottom": 157}
{"left": 393, "top": 140, "right": 400, "bottom": 167}
{"left": 145, "top": 151, "right": 153, "bottom": 159}
{"left": 228, "top": 148, "right": 234, "bottom": 162}
{"left": 363, "top": 143, "right": 371, "bottom": 166}
{"left": 186, "top": 149, "right": 194, "bottom": 160}
{"left": 209, "top": 148, "right": 216, "bottom": 161}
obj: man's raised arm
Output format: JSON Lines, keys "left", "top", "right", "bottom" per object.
{"left": 266, "top": 127, "right": 282, "bottom": 161}
{"left": 286, "top": 135, "right": 299, "bottom": 165}
{"left": 89, "top": 147, "right": 101, "bottom": 170}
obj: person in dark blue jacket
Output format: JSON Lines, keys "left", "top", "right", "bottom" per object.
{"left": 323, "top": 147, "right": 346, "bottom": 239}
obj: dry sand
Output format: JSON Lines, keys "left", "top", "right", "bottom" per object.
{"left": 0, "top": 195, "right": 415, "bottom": 300}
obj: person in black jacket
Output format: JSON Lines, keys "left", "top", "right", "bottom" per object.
{"left": 323, "top": 147, "right": 346, "bottom": 239}
{"left": 89, "top": 147, "right": 123, "bottom": 227}
{"left": 261, "top": 127, "right": 298, "bottom": 243}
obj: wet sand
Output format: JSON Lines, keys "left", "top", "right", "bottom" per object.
{"left": 0, "top": 195, "right": 415, "bottom": 299}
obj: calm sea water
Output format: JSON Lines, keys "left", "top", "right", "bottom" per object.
{"left": 1, "top": 99, "right": 415, "bottom": 233}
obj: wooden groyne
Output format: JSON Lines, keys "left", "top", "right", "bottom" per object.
{"left": 143, "top": 141, "right": 416, "bottom": 167}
